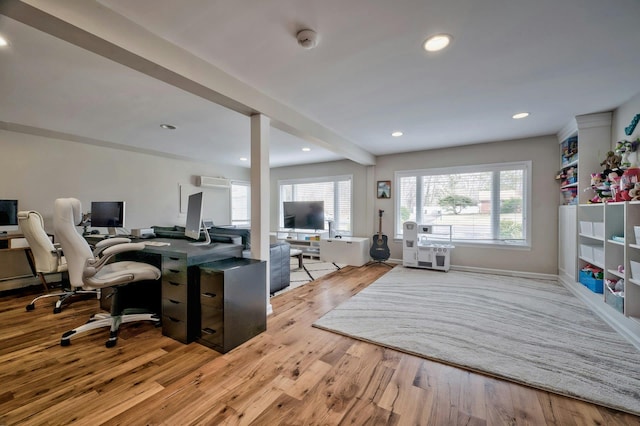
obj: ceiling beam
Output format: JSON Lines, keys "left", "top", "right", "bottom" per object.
{"left": 1, "top": 0, "right": 376, "bottom": 166}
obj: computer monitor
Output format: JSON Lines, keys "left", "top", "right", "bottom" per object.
{"left": 185, "top": 192, "right": 211, "bottom": 246}
{"left": 0, "top": 200, "right": 18, "bottom": 232}
{"left": 0, "top": 199, "right": 18, "bottom": 226}
{"left": 90, "top": 201, "right": 125, "bottom": 235}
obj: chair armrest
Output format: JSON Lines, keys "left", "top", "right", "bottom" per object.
{"left": 86, "top": 242, "right": 145, "bottom": 272}
{"left": 92, "top": 237, "right": 132, "bottom": 257}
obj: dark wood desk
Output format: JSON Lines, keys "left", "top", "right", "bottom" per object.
{"left": 123, "top": 238, "right": 244, "bottom": 344}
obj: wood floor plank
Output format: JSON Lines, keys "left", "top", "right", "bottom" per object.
{"left": 1, "top": 264, "right": 639, "bottom": 425}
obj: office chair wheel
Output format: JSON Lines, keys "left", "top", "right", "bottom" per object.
{"left": 26, "top": 303, "right": 35, "bottom": 311}
{"left": 105, "top": 339, "right": 117, "bottom": 348}
{"left": 53, "top": 306, "right": 62, "bottom": 314}
{"left": 60, "top": 339, "right": 71, "bottom": 347}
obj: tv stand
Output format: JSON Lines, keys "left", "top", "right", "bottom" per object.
{"left": 273, "top": 230, "right": 328, "bottom": 259}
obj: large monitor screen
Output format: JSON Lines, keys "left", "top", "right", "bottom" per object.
{"left": 90, "top": 201, "right": 126, "bottom": 228}
{"left": 185, "top": 192, "right": 211, "bottom": 245}
{"left": 0, "top": 200, "right": 18, "bottom": 226}
{"left": 283, "top": 201, "right": 325, "bottom": 230}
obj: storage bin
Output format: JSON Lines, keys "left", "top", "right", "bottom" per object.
{"left": 592, "top": 222, "right": 604, "bottom": 239}
{"left": 592, "top": 246, "right": 604, "bottom": 266}
{"left": 580, "top": 221, "right": 593, "bottom": 235}
{"left": 604, "top": 287, "right": 624, "bottom": 314}
{"left": 634, "top": 226, "right": 640, "bottom": 245}
{"left": 579, "top": 244, "right": 595, "bottom": 261}
{"left": 630, "top": 260, "right": 640, "bottom": 280}
{"left": 579, "top": 270, "right": 604, "bottom": 293}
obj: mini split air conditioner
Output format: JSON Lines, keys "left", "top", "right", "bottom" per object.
{"left": 196, "top": 176, "right": 231, "bottom": 189}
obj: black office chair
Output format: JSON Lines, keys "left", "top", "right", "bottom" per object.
{"left": 54, "top": 198, "right": 161, "bottom": 348}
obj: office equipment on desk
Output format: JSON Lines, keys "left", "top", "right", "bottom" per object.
{"left": 185, "top": 192, "right": 211, "bottom": 246}
{"left": 54, "top": 198, "right": 161, "bottom": 348}
{"left": 18, "top": 210, "right": 98, "bottom": 313}
{"left": 132, "top": 228, "right": 155, "bottom": 238}
{"left": 90, "top": 200, "right": 126, "bottom": 236}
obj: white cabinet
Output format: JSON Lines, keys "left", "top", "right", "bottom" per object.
{"left": 319, "top": 237, "right": 369, "bottom": 266}
{"left": 402, "top": 222, "right": 454, "bottom": 271}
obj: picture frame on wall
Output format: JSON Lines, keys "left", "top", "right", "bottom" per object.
{"left": 377, "top": 180, "right": 391, "bottom": 199}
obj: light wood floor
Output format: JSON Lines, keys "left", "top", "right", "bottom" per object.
{"left": 1, "top": 264, "right": 639, "bottom": 425}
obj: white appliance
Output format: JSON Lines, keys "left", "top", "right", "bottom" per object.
{"left": 403, "top": 221, "right": 454, "bottom": 272}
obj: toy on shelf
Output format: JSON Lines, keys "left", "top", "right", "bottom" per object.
{"left": 600, "top": 150, "right": 621, "bottom": 171}
{"left": 615, "top": 139, "right": 639, "bottom": 169}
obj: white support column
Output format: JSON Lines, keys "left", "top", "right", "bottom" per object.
{"left": 250, "top": 114, "right": 272, "bottom": 315}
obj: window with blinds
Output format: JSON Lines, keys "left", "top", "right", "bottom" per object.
{"left": 395, "top": 162, "right": 530, "bottom": 246}
{"left": 230, "top": 181, "right": 250, "bottom": 226}
{"left": 279, "top": 175, "right": 353, "bottom": 235}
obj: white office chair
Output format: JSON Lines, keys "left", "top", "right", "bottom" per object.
{"left": 18, "top": 210, "right": 98, "bottom": 313}
{"left": 54, "top": 198, "right": 161, "bottom": 348}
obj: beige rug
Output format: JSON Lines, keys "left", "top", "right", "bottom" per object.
{"left": 313, "top": 267, "right": 640, "bottom": 416}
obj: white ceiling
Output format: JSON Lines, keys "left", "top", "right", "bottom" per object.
{"left": 1, "top": 0, "right": 640, "bottom": 168}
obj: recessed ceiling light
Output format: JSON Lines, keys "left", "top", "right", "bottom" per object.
{"left": 302, "top": 147, "right": 311, "bottom": 152}
{"left": 0, "top": 36, "right": 8, "bottom": 47}
{"left": 239, "top": 157, "right": 248, "bottom": 161}
{"left": 512, "top": 112, "right": 530, "bottom": 119}
{"left": 392, "top": 131, "right": 404, "bottom": 137}
{"left": 160, "top": 124, "right": 176, "bottom": 130}
{"left": 423, "top": 34, "right": 451, "bottom": 52}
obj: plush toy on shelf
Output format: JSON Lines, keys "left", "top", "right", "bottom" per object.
{"left": 629, "top": 182, "right": 640, "bottom": 201}
{"left": 615, "top": 139, "right": 640, "bottom": 169}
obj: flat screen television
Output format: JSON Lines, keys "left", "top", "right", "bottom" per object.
{"left": 0, "top": 199, "right": 18, "bottom": 226}
{"left": 282, "top": 201, "right": 325, "bottom": 230}
{"left": 90, "top": 201, "right": 125, "bottom": 235}
{"left": 185, "top": 192, "right": 211, "bottom": 245}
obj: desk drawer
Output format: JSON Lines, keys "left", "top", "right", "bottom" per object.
{"left": 162, "top": 280, "right": 187, "bottom": 302}
{"left": 162, "top": 255, "right": 187, "bottom": 275}
{"left": 162, "top": 315, "right": 187, "bottom": 343}
{"left": 200, "top": 271, "right": 223, "bottom": 310}
{"left": 162, "top": 266, "right": 187, "bottom": 285}
{"left": 200, "top": 310, "right": 223, "bottom": 347}
{"left": 162, "top": 298, "right": 187, "bottom": 321}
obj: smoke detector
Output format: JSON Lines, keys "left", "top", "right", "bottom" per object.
{"left": 296, "top": 29, "right": 318, "bottom": 49}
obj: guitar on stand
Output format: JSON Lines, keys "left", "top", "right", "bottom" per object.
{"left": 369, "top": 209, "right": 392, "bottom": 266}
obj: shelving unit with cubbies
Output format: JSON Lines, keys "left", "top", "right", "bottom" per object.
{"left": 578, "top": 204, "right": 605, "bottom": 271}
{"left": 624, "top": 201, "right": 640, "bottom": 324}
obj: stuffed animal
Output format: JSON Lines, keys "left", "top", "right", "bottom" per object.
{"left": 601, "top": 150, "right": 622, "bottom": 170}
{"left": 629, "top": 182, "right": 640, "bottom": 201}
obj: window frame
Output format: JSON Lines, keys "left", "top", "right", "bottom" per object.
{"left": 277, "top": 174, "right": 353, "bottom": 235}
{"left": 394, "top": 161, "right": 531, "bottom": 248}
{"left": 229, "top": 180, "right": 251, "bottom": 227}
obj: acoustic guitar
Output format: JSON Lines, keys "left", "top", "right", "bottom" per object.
{"left": 370, "top": 209, "right": 391, "bottom": 261}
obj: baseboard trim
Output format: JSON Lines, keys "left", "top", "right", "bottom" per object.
{"left": 450, "top": 265, "right": 558, "bottom": 282}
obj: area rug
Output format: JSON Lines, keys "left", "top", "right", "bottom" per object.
{"left": 313, "top": 267, "right": 640, "bottom": 416}
{"left": 274, "top": 258, "right": 345, "bottom": 296}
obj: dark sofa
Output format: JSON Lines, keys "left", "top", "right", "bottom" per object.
{"left": 209, "top": 227, "right": 291, "bottom": 294}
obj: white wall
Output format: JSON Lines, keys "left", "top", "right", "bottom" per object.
{"left": 272, "top": 135, "right": 560, "bottom": 275}
{"left": 0, "top": 129, "right": 249, "bottom": 283}
{"left": 612, "top": 91, "right": 640, "bottom": 147}
{"left": 373, "top": 136, "right": 559, "bottom": 275}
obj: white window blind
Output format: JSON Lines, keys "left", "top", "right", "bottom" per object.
{"left": 395, "top": 162, "right": 530, "bottom": 246}
{"left": 279, "top": 175, "right": 352, "bottom": 235}
{"left": 230, "top": 181, "right": 250, "bottom": 226}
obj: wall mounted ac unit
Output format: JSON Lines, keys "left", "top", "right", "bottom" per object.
{"left": 196, "top": 176, "right": 231, "bottom": 188}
